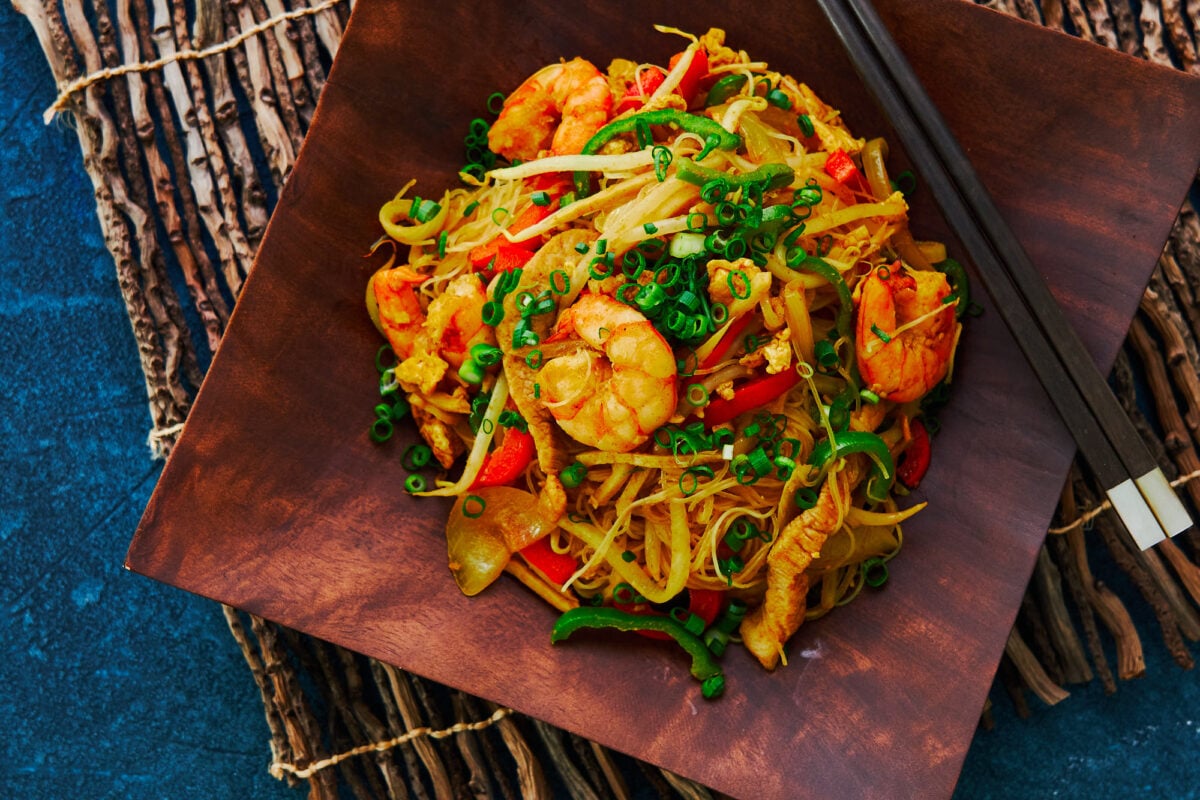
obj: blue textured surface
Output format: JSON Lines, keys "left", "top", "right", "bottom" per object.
{"left": 2, "top": 5, "right": 1198, "bottom": 798}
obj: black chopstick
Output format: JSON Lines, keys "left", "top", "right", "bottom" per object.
{"left": 814, "top": 0, "right": 1191, "bottom": 548}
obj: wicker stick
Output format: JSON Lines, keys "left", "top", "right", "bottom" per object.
{"left": 221, "top": 606, "right": 298, "bottom": 786}
{"left": 407, "top": 674, "right": 475, "bottom": 795}
{"left": 1039, "top": 0, "right": 1067, "bottom": 30}
{"left": 660, "top": 770, "right": 718, "bottom": 800}
{"left": 1177, "top": 204, "right": 1200, "bottom": 308}
{"left": 1047, "top": 532, "right": 1117, "bottom": 692}
{"left": 249, "top": 616, "right": 340, "bottom": 798}
{"left": 261, "top": 0, "right": 316, "bottom": 127}
{"left": 1018, "top": 591, "right": 1066, "bottom": 686}
{"left": 1110, "top": 348, "right": 1176, "bottom": 478}
{"left": 62, "top": 0, "right": 200, "bottom": 410}
{"left": 586, "top": 741, "right": 631, "bottom": 800}
{"left": 531, "top": 719, "right": 604, "bottom": 800}
{"left": 1156, "top": 538, "right": 1200, "bottom": 608}
{"left": 566, "top": 732, "right": 617, "bottom": 800}
{"left": 1062, "top": 0, "right": 1096, "bottom": 39}
{"left": 193, "top": 0, "right": 272, "bottom": 253}
{"left": 1060, "top": 469, "right": 1146, "bottom": 679}
{"left": 114, "top": 0, "right": 229, "bottom": 353}
{"left": 331, "top": 646, "right": 412, "bottom": 799}
{"left": 128, "top": 0, "right": 232, "bottom": 343}
{"left": 1010, "top": 0, "right": 1043, "bottom": 22}
{"left": 1159, "top": 250, "right": 1200, "bottom": 346}
{"left": 220, "top": 0, "right": 296, "bottom": 187}
{"left": 1141, "top": 271, "right": 1200, "bottom": 446}
{"left": 978, "top": 0, "right": 1018, "bottom": 15}
{"left": 168, "top": 0, "right": 256, "bottom": 290}
{"left": 1129, "top": 316, "right": 1200, "bottom": 514}
{"left": 444, "top": 691, "right": 496, "bottom": 799}
{"left": 277, "top": 0, "right": 328, "bottom": 109}
{"left": 1140, "top": 546, "right": 1200, "bottom": 640}
{"left": 1004, "top": 627, "right": 1070, "bottom": 706}
{"left": 298, "top": 0, "right": 343, "bottom": 59}
{"left": 1138, "top": 1, "right": 1174, "bottom": 65}
{"left": 288, "top": 639, "right": 381, "bottom": 800}
{"left": 1081, "top": 0, "right": 1119, "bottom": 48}
{"left": 1106, "top": 0, "right": 1142, "bottom": 54}
{"left": 486, "top": 704, "right": 551, "bottom": 799}
{"left": 1162, "top": 0, "right": 1200, "bottom": 73}
{"left": 15, "top": 0, "right": 186, "bottom": 455}
{"left": 88, "top": 0, "right": 207, "bottom": 383}
{"left": 1031, "top": 546, "right": 1094, "bottom": 683}
{"left": 379, "top": 662, "right": 458, "bottom": 800}
{"left": 139, "top": 0, "right": 244, "bottom": 297}
{"left": 368, "top": 661, "right": 431, "bottom": 800}
{"left": 365, "top": 659, "right": 420, "bottom": 800}
{"left": 455, "top": 692, "right": 519, "bottom": 800}
{"left": 234, "top": 0, "right": 307, "bottom": 153}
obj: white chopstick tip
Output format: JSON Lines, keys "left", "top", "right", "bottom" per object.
{"left": 1135, "top": 469, "right": 1194, "bottom": 538}
{"left": 1106, "top": 479, "right": 1167, "bottom": 550}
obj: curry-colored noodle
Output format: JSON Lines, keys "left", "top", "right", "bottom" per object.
{"left": 364, "top": 27, "right": 965, "bottom": 693}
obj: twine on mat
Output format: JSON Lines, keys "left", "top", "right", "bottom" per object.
{"left": 41, "top": 0, "right": 345, "bottom": 124}
{"left": 268, "top": 705, "right": 515, "bottom": 781}
{"left": 1047, "top": 468, "right": 1200, "bottom": 535}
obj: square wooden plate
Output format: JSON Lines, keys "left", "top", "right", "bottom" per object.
{"left": 127, "top": 2, "right": 1200, "bottom": 797}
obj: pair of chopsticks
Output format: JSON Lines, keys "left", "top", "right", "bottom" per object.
{"left": 814, "top": 0, "right": 1192, "bottom": 549}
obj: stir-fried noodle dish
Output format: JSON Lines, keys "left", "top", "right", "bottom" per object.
{"left": 365, "top": 27, "right": 967, "bottom": 698}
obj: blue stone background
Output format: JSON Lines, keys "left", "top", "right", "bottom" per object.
{"left": 1, "top": 5, "right": 1197, "bottom": 798}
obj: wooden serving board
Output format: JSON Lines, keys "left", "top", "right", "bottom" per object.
{"left": 126, "top": 2, "right": 1200, "bottom": 797}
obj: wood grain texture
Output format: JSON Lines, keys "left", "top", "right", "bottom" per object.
{"left": 126, "top": 2, "right": 1200, "bottom": 798}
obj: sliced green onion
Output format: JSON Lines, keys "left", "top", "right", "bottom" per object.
{"left": 797, "top": 113, "right": 814, "bottom": 138}
{"left": 549, "top": 269, "right": 570, "bottom": 295}
{"left": 370, "top": 417, "right": 394, "bottom": 443}
{"left": 765, "top": 87, "right": 792, "bottom": 110}
{"left": 404, "top": 474, "right": 427, "bottom": 493}
{"left": 862, "top": 556, "right": 889, "bottom": 588}
{"left": 375, "top": 344, "right": 398, "bottom": 373}
{"left": 458, "top": 359, "right": 485, "bottom": 384}
{"left": 482, "top": 300, "right": 504, "bottom": 326}
{"left": 470, "top": 343, "right": 503, "bottom": 366}
{"left": 462, "top": 495, "right": 487, "bottom": 518}
{"left": 794, "top": 487, "right": 818, "bottom": 510}
{"left": 531, "top": 190, "right": 551, "bottom": 206}
{"left": 403, "top": 444, "right": 433, "bottom": 470}
{"left": 560, "top": 461, "right": 588, "bottom": 489}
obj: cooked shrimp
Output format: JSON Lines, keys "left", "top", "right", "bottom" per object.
{"left": 537, "top": 292, "right": 677, "bottom": 452}
{"left": 487, "top": 58, "right": 613, "bottom": 162}
{"left": 393, "top": 274, "right": 494, "bottom": 395}
{"left": 372, "top": 266, "right": 426, "bottom": 360}
{"left": 421, "top": 273, "right": 493, "bottom": 369}
{"left": 855, "top": 264, "right": 956, "bottom": 403}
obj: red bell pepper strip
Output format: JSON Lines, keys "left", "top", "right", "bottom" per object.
{"left": 669, "top": 48, "right": 709, "bottom": 106}
{"left": 468, "top": 195, "right": 559, "bottom": 271}
{"left": 686, "top": 589, "right": 725, "bottom": 627}
{"left": 823, "top": 148, "right": 869, "bottom": 194}
{"left": 615, "top": 67, "right": 666, "bottom": 114}
{"left": 518, "top": 537, "right": 578, "bottom": 586}
{"left": 470, "top": 427, "right": 535, "bottom": 488}
{"left": 614, "top": 588, "right": 726, "bottom": 641}
{"left": 474, "top": 243, "right": 536, "bottom": 275}
{"left": 703, "top": 369, "right": 802, "bottom": 427}
{"left": 698, "top": 312, "right": 757, "bottom": 370}
{"left": 897, "top": 418, "right": 932, "bottom": 489}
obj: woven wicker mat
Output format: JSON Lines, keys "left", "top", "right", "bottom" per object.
{"left": 15, "top": 0, "right": 1200, "bottom": 796}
